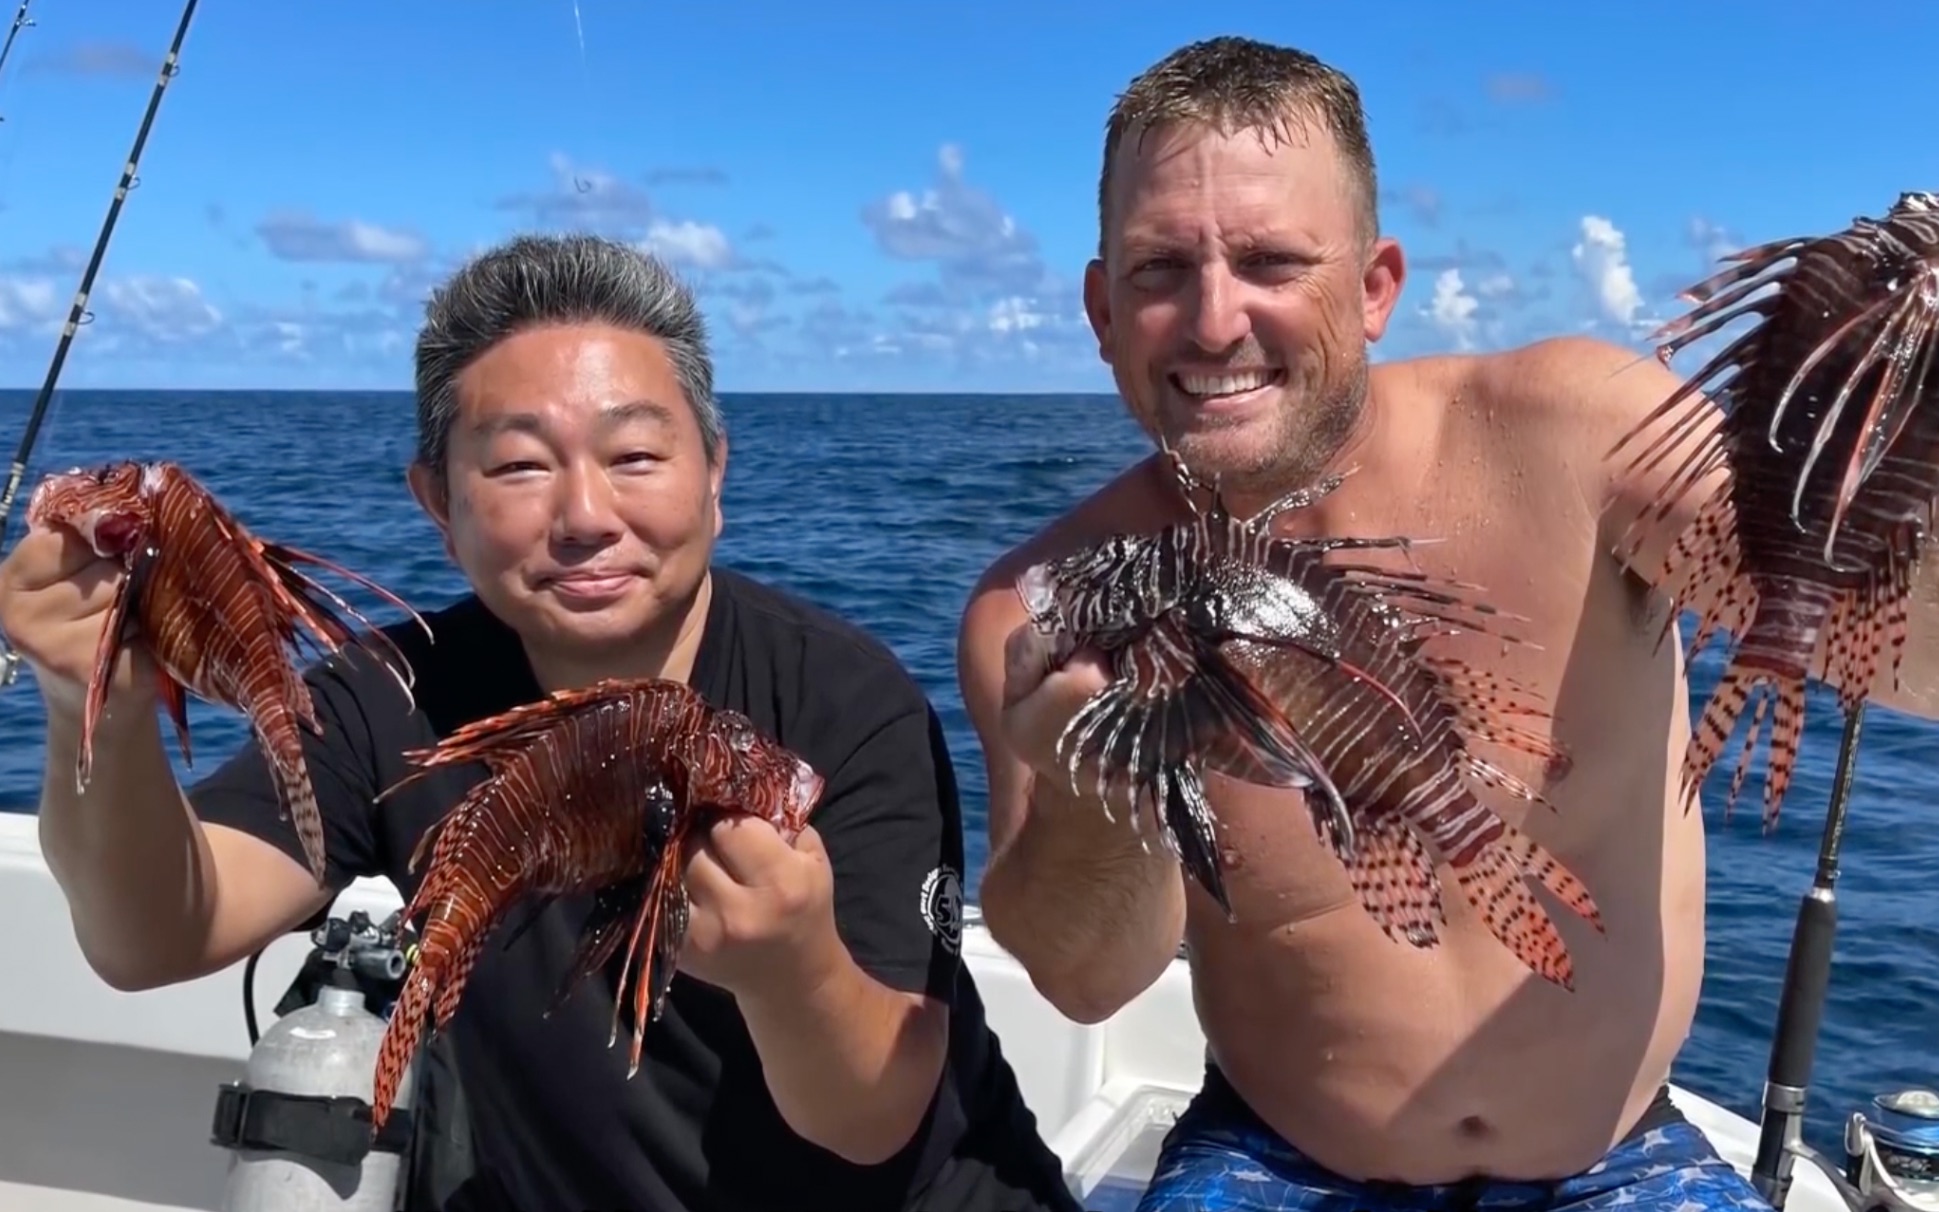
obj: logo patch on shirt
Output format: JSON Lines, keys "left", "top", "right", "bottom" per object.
{"left": 919, "top": 865, "right": 963, "bottom": 954}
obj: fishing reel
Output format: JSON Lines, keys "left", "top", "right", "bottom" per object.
{"left": 1787, "top": 1088, "right": 1939, "bottom": 1212}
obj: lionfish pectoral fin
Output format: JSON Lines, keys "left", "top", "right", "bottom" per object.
{"left": 497, "top": 892, "right": 564, "bottom": 956}
{"left": 76, "top": 547, "right": 151, "bottom": 793}
{"left": 1342, "top": 822, "right": 1445, "bottom": 950}
{"left": 1153, "top": 762, "right": 1232, "bottom": 920}
{"left": 1679, "top": 653, "right": 1809, "bottom": 831}
{"left": 1187, "top": 640, "right": 1356, "bottom": 859}
{"left": 609, "top": 849, "right": 692, "bottom": 1078}
{"left": 1229, "top": 630, "right": 1426, "bottom": 742}
{"left": 545, "top": 877, "right": 650, "bottom": 1018}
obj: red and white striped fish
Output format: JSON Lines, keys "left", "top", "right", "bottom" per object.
{"left": 367, "top": 678, "right": 825, "bottom": 1135}
{"left": 27, "top": 460, "right": 426, "bottom": 885}
{"left": 1018, "top": 451, "right": 1605, "bottom": 988}
{"left": 1609, "top": 190, "right": 1939, "bottom": 829}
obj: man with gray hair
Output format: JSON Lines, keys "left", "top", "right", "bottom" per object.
{"left": 960, "top": 33, "right": 1939, "bottom": 1212}
{"left": 1, "top": 232, "right": 1078, "bottom": 1211}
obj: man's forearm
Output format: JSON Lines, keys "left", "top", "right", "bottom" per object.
{"left": 979, "top": 783, "right": 1185, "bottom": 1025}
{"left": 37, "top": 699, "right": 219, "bottom": 990}
{"left": 736, "top": 949, "right": 949, "bottom": 1166}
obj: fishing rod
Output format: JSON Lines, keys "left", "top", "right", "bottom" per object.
{"left": 0, "top": 0, "right": 198, "bottom": 687}
{"left": 0, "top": 0, "right": 36, "bottom": 121}
{"left": 1747, "top": 704, "right": 1938, "bottom": 1212}
{"left": 1749, "top": 704, "right": 1859, "bottom": 1208}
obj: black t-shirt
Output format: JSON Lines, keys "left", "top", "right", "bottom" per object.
{"left": 191, "top": 567, "right": 1078, "bottom": 1212}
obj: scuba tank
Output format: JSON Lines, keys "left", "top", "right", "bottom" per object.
{"left": 210, "top": 909, "right": 420, "bottom": 1212}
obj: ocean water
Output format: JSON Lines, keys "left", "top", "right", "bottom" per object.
{"left": 0, "top": 387, "right": 1932, "bottom": 1157}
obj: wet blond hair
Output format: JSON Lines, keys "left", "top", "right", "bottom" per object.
{"left": 1097, "top": 36, "right": 1380, "bottom": 257}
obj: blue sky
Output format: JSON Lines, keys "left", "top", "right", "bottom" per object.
{"left": 0, "top": 0, "right": 1931, "bottom": 394}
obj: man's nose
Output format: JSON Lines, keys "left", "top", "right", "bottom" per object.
{"left": 552, "top": 464, "right": 624, "bottom": 546}
{"left": 1184, "top": 263, "right": 1253, "bottom": 352}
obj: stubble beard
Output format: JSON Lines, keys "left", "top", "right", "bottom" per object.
{"left": 1140, "top": 353, "right": 1371, "bottom": 512}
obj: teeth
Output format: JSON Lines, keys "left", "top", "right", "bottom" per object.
{"left": 1177, "top": 369, "right": 1275, "bottom": 397}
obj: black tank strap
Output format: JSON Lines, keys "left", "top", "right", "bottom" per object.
{"left": 209, "top": 1080, "right": 415, "bottom": 1170}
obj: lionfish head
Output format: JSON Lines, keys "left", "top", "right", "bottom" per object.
{"left": 697, "top": 709, "right": 824, "bottom": 837}
{"left": 1017, "top": 534, "right": 1155, "bottom": 641}
{"left": 25, "top": 460, "right": 155, "bottom": 559}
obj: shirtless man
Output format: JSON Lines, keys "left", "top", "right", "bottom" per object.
{"left": 956, "top": 35, "right": 1939, "bottom": 1212}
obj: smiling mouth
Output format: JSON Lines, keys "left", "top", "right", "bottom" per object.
{"left": 543, "top": 571, "right": 637, "bottom": 593}
{"left": 1170, "top": 368, "right": 1286, "bottom": 401}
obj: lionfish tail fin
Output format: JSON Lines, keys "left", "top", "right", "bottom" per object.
{"left": 1453, "top": 824, "right": 1603, "bottom": 991}
{"left": 1342, "top": 822, "right": 1447, "bottom": 951}
{"left": 251, "top": 703, "right": 330, "bottom": 886}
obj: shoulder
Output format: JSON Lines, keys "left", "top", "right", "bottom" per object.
{"left": 1475, "top": 335, "right": 1686, "bottom": 441}
{"left": 1445, "top": 336, "right": 1691, "bottom": 501}
{"left": 714, "top": 567, "right": 930, "bottom": 736}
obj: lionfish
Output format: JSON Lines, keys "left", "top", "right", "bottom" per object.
{"left": 26, "top": 460, "right": 425, "bottom": 885}
{"left": 1018, "top": 452, "right": 1604, "bottom": 988}
{"left": 366, "top": 677, "right": 825, "bottom": 1135}
{"left": 1609, "top": 190, "right": 1939, "bottom": 828}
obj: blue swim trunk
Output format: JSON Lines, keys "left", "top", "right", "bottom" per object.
{"left": 1135, "top": 1066, "right": 1775, "bottom": 1212}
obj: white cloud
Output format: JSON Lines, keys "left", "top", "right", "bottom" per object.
{"left": 0, "top": 276, "right": 64, "bottom": 333}
{"left": 1422, "top": 268, "right": 1480, "bottom": 349}
{"left": 99, "top": 277, "right": 223, "bottom": 343}
{"left": 256, "top": 212, "right": 429, "bottom": 264}
{"left": 861, "top": 143, "right": 1047, "bottom": 296}
{"left": 1572, "top": 215, "right": 1651, "bottom": 332}
{"left": 643, "top": 220, "right": 733, "bottom": 271}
